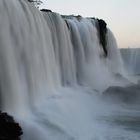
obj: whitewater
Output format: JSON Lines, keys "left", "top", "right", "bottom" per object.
{"left": 0, "top": 0, "right": 140, "bottom": 140}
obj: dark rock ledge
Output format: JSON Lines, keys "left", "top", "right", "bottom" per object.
{"left": 0, "top": 111, "right": 23, "bottom": 140}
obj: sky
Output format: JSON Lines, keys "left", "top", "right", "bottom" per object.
{"left": 41, "top": 0, "right": 140, "bottom": 48}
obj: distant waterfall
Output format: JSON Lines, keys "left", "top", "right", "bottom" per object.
{"left": 0, "top": 0, "right": 128, "bottom": 140}
{"left": 120, "top": 48, "right": 140, "bottom": 75}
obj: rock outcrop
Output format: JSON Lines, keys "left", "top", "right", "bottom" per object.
{"left": 103, "top": 84, "right": 140, "bottom": 104}
{"left": 40, "top": 9, "right": 52, "bottom": 12}
{"left": 0, "top": 111, "right": 22, "bottom": 140}
{"left": 97, "top": 19, "right": 108, "bottom": 57}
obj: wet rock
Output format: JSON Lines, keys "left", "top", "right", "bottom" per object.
{"left": 102, "top": 84, "right": 140, "bottom": 104}
{"left": 65, "top": 20, "right": 71, "bottom": 30}
{"left": 40, "top": 9, "right": 52, "bottom": 12}
{"left": 97, "top": 19, "right": 107, "bottom": 57}
{"left": 114, "top": 73, "right": 134, "bottom": 86}
{"left": 0, "top": 111, "right": 23, "bottom": 140}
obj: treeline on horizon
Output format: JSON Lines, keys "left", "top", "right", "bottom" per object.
{"left": 27, "top": 0, "right": 44, "bottom": 8}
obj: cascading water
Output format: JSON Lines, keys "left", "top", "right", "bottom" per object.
{"left": 0, "top": 0, "right": 140, "bottom": 140}
{"left": 121, "top": 48, "right": 140, "bottom": 75}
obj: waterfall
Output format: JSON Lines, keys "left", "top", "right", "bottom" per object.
{"left": 1, "top": 0, "right": 137, "bottom": 140}
{"left": 120, "top": 48, "right": 140, "bottom": 75}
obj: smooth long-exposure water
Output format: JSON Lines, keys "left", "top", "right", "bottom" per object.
{"left": 0, "top": 0, "right": 139, "bottom": 140}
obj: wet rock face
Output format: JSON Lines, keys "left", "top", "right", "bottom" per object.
{"left": 102, "top": 84, "right": 140, "bottom": 104}
{"left": 40, "top": 9, "right": 52, "bottom": 12}
{"left": 0, "top": 111, "right": 23, "bottom": 140}
{"left": 97, "top": 19, "right": 107, "bottom": 57}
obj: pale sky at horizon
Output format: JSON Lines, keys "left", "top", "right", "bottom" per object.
{"left": 41, "top": 0, "right": 140, "bottom": 48}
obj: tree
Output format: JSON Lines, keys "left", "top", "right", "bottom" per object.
{"left": 27, "top": 0, "right": 43, "bottom": 8}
